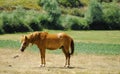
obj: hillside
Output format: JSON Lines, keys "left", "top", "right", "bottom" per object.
{"left": 0, "top": 0, "right": 89, "bottom": 9}
{"left": 0, "top": 0, "right": 120, "bottom": 34}
{"left": 0, "top": 0, "right": 41, "bottom": 11}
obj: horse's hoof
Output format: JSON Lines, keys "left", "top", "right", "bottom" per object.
{"left": 40, "top": 64, "right": 45, "bottom": 67}
{"left": 64, "top": 65, "right": 70, "bottom": 68}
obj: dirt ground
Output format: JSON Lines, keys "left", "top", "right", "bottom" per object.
{"left": 0, "top": 48, "right": 120, "bottom": 74}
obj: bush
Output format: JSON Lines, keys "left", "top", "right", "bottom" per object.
{"left": 38, "top": 0, "right": 63, "bottom": 29}
{"left": 58, "top": 0, "right": 83, "bottom": 7}
{"left": 102, "top": 2, "right": 120, "bottom": 29}
{"left": 0, "top": 14, "right": 4, "bottom": 34}
{"left": 85, "top": 0, "right": 104, "bottom": 30}
{"left": 61, "top": 7, "right": 85, "bottom": 17}
{"left": 0, "top": 7, "right": 44, "bottom": 34}
{"left": 59, "top": 15, "right": 89, "bottom": 30}
{"left": 1, "top": 10, "right": 32, "bottom": 33}
{"left": 23, "top": 10, "right": 43, "bottom": 31}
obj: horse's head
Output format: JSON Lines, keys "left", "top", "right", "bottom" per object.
{"left": 19, "top": 32, "right": 48, "bottom": 52}
{"left": 19, "top": 36, "right": 29, "bottom": 52}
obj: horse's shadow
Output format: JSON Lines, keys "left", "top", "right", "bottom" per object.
{"left": 47, "top": 66, "right": 86, "bottom": 69}
{"left": 33, "top": 66, "right": 86, "bottom": 70}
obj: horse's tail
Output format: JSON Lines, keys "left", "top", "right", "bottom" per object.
{"left": 70, "top": 39, "right": 74, "bottom": 55}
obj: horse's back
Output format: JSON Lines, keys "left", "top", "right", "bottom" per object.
{"left": 45, "top": 33, "right": 71, "bottom": 50}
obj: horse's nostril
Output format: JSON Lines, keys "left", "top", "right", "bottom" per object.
{"left": 20, "top": 48, "right": 24, "bottom": 52}
{"left": 21, "top": 49, "right": 24, "bottom": 52}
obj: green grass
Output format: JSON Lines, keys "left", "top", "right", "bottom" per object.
{"left": 0, "top": 40, "right": 120, "bottom": 55}
{"left": 1, "top": 30, "right": 120, "bottom": 44}
{"left": 0, "top": 30, "right": 120, "bottom": 55}
{"left": 75, "top": 42, "right": 120, "bottom": 55}
{"left": 46, "top": 30, "right": 120, "bottom": 44}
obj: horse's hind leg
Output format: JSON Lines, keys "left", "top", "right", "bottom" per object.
{"left": 62, "top": 47, "right": 70, "bottom": 67}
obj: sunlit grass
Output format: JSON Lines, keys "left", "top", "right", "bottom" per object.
{"left": 0, "top": 40, "right": 120, "bottom": 55}
{"left": 0, "top": 30, "right": 120, "bottom": 55}
{"left": 0, "top": 0, "right": 41, "bottom": 10}
{"left": 44, "top": 30, "right": 120, "bottom": 44}
{"left": 0, "top": 30, "right": 120, "bottom": 44}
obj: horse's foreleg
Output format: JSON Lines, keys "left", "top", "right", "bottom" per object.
{"left": 40, "top": 48, "right": 46, "bottom": 67}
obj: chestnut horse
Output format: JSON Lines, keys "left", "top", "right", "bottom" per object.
{"left": 19, "top": 32, "right": 74, "bottom": 67}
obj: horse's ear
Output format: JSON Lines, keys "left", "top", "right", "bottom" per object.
{"left": 24, "top": 35, "right": 27, "bottom": 40}
{"left": 20, "top": 35, "right": 25, "bottom": 43}
{"left": 40, "top": 32, "right": 48, "bottom": 40}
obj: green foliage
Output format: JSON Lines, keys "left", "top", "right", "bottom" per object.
{"left": 39, "top": 0, "right": 61, "bottom": 15}
{"left": 23, "top": 10, "right": 43, "bottom": 31}
{"left": 59, "top": 15, "right": 89, "bottom": 30}
{"left": 0, "top": 14, "right": 4, "bottom": 34}
{"left": 58, "top": 0, "right": 83, "bottom": 7}
{"left": 0, "top": 7, "right": 44, "bottom": 34}
{"left": 0, "top": 10, "right": 32, "bottom": 33}
{"left": 0, "top": 0, "right": 120, "bottom": 33}
{"left": 102, "top": 2, "right": 120, "bottom": 29}
{"left": 61, "top": 7, "right": 85, "bottom": 17}
{"left": 38, "top": 0, "right": 62, "bottom": 29}
{"left": 85, "top": 0, "right": 103, "bottom": 24}
{"left": 85, "top": 0, "right": 104, "bottom": 29}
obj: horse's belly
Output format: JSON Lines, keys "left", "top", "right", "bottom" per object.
{"left": 46, "top": 37, "right": 63, "bottom": 50}
{"left": 47, "top": 44, "right": 61, "bottom": 50}
{"left": 46, "top": 42, "right": 62, "bottom": 50}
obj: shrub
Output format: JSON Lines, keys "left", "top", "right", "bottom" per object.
{"left": 102, "top": 2, "right": 120, "bottom": 29}
{"left": 58, "top": 0, "right": 83, "bottom": 7}
{"left": 0, "top": 7, "right": 45, "bottom": 34}
{"left": 23, "top": 10, "right": 43, "bottom": 31}
{"left": 0, "top": 13, "right": 4, "bottom": 34}
{"left": 38, "top": 0, "right": 62, "bottom": 29}
{"left": 0, "top": 8, "right": 33, "bottom": 33}
{"left": 85, "top": 0, "right": 103, "bottom": 30}
{"left": 61, "top": 7, "right": 85, "bottom": 17}
{"left": 59, "top": 15, "right": 89, "bottom": 30}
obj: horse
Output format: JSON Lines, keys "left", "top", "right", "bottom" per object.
{"left": 19, "top": 31, "right": 74, "bottom": 67}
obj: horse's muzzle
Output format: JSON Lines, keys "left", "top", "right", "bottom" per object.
{"left": 20, "top": 49, "right": 24, "bottom": 52}
{"left": 19, "top": 47, "right": 25, "bottom": 52}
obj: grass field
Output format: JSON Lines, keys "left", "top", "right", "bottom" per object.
{"left": 0, "top": 30, "right": 120, "bottom": 55}
{"left": 0, "top": 30, "right": 120, "bottom": 74}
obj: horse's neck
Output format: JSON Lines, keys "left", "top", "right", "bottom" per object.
{"left": 27, "top": 35, "right": 36, "bottom": 44}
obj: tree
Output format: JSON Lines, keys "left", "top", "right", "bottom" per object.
{"left": 85, "top": 0, "right": 104, "bottom": 29}
{"left": 58, "top": 0, "right": 83, "bottom": 7}
{"left": 103, "top": 2, "right": 120, "bottom": 29}
{"left": 38, "top": 0, "right": 62, "bottom": 29}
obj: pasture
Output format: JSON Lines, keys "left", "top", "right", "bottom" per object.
{"left": 0, "top": 30, "right": 120, "bottom": 74}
